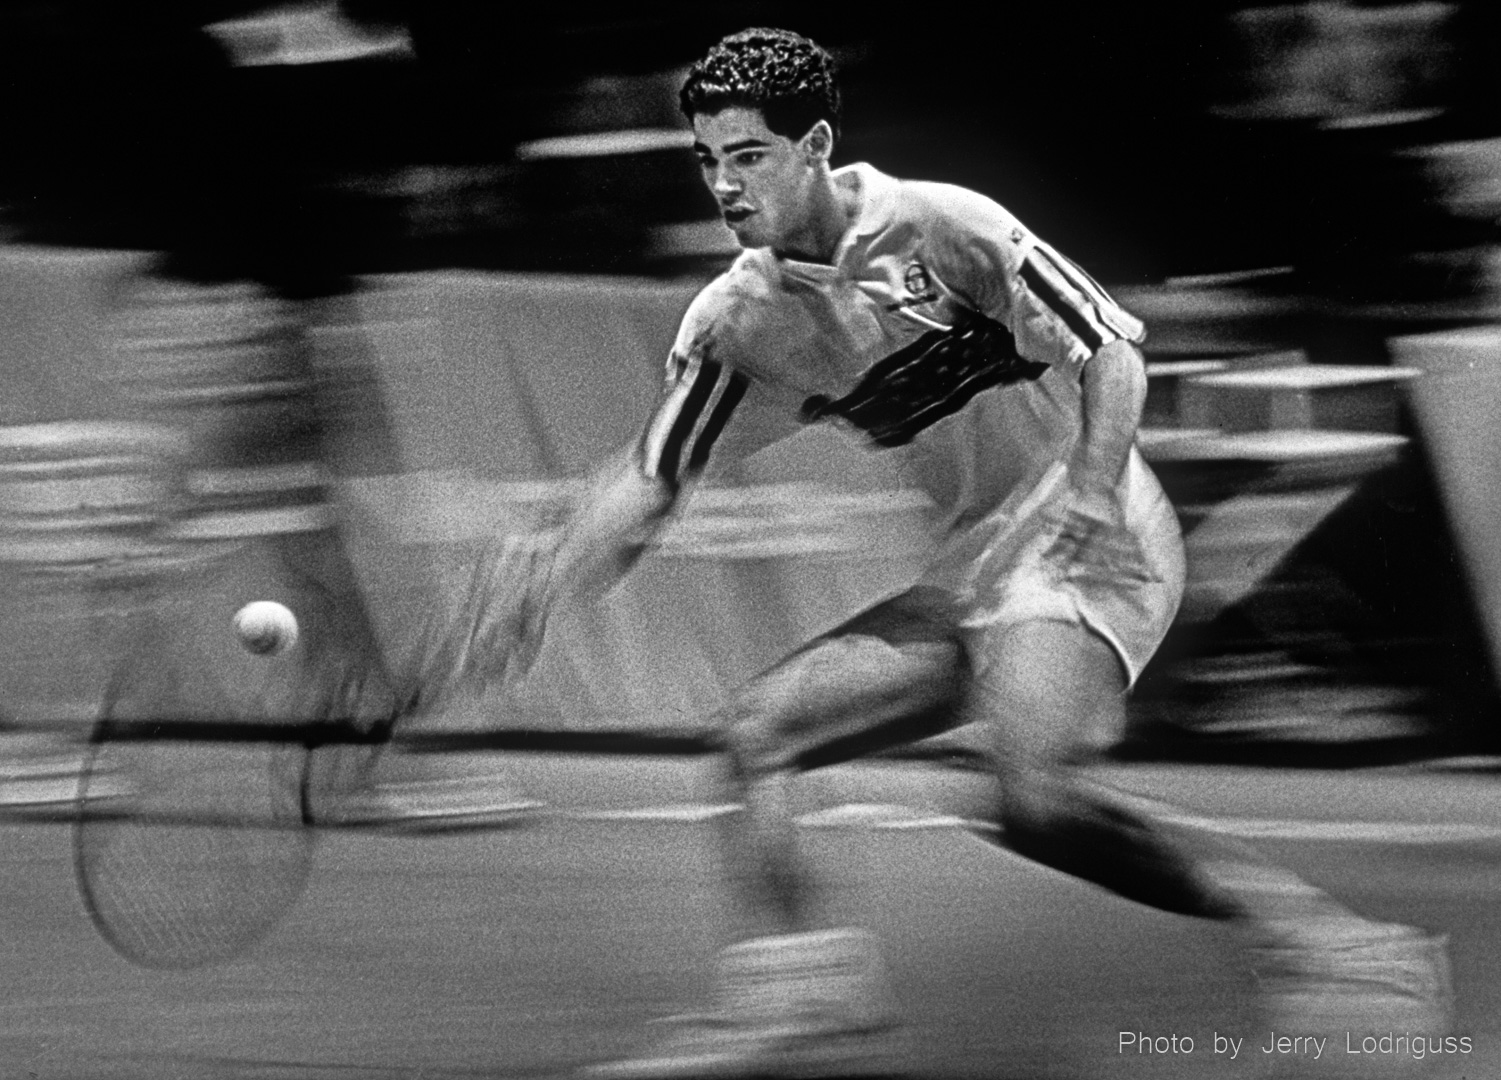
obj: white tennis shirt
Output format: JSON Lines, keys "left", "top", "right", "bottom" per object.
{"left": 639, "top": 163, "right": 1184, "bottom": 681}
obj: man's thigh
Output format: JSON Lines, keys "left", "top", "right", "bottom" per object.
{"left": 725, "top": 586, "right": 968, "bottom": 772}
{"left": 964, "top": 617, "right": 1129, "bottom": 771}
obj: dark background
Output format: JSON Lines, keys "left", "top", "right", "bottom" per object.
{"left": 3, "top": 2, "right": 1497, "bottom": 283}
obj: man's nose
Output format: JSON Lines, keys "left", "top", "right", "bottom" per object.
{"left": 712, "top": 167, "right": 741, "bottom": 198}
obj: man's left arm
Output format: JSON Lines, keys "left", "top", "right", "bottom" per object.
{"left": 1050, "top": 338, "right": 1153, "bottom": 573}
{"left": 1069, "top": 337, "right": 1146, "bottom": 509}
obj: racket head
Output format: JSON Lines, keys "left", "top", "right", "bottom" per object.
{"left": 74, "top": 714, "right": 316, "bottom": 970}
{"left": 71, "top": 564, "right": 330, "bottom": 971}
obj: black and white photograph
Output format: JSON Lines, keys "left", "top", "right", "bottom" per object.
{"left": 1, "top": 2, "right": 1500, "bottom": 1077}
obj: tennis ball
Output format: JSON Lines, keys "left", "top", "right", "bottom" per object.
{"left": 233, "top": 600, "right": 299, "bottom": 656}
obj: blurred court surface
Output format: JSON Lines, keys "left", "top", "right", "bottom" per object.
{"left": 3, "top": 754, "right": 1501, "bottom": 1079}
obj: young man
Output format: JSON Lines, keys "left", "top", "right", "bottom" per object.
{"left": 548, "top": 27, "right": 1452, "bottom": 1078}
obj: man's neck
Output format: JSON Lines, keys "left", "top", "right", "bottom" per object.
{"left": 774, "top": 168, "right": 860, "bottom": 265}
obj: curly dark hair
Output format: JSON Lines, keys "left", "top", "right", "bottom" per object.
{"left": 679, "top": 28, "right": 841, "bottom": 141}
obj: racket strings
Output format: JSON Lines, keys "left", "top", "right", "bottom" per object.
{"left": 77, "top": 736, "right": 316, "bottom": 969}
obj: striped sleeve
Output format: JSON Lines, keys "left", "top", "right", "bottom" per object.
{"left": 1017, "top": 239, "right": 1146, "bottom": 355}
{"left": 638, "top": 352, "right": 748, "bottom": 489}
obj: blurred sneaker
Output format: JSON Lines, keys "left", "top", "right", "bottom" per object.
{"left": 314, "top": 773, "right": 542, "bottom": 831}
{"left": 1248, "top": 916, "right": 1452, "bottom": 1045}
{"left": 584, "top": 927, "right": 903, "bottom": 1079}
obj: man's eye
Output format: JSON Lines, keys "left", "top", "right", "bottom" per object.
{"left": 736, "top": 152, "right": 763, "bottom": 166}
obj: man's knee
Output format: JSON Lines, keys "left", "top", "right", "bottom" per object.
{"left": 717, "top": 632, "right": 964, "bottom": 778}
{"left": 970, "top": 620, "right": 1129, "bottom": 761}
{"left": 718, "top": 708, "right": 793, "bottom": 779}
{"left": 996, "top": 764, "right": 1078, "bottom": 836}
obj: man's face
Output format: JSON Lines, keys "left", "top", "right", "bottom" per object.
{"left": 691, "top": 106, "right": 822, "bottom": 253}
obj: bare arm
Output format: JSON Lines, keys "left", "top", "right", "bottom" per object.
{"left": 548, "top": 444, "right": 679, "bottom": 606}
{"left": 548, "top": 344, "right": 746, "bottom": 602}
{"left": 1045, "top": 338, "right": 1153, "bottom": 581}
{"left": 1068, "top": 337, "right": 1147, "bottom": 507}
{"left": 535, "top": 337, "right": 746, "bottom": 642}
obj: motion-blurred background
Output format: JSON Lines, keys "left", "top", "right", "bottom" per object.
{"left": 3, "top": 0, "right": 1501, "bottom": 773}
{"left": 7, "top": 5, "right": 1501, "bottom": 1079}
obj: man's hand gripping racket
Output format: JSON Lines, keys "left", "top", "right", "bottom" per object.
{"left": 410, "top": 528, "right": 565, "bottom": 711}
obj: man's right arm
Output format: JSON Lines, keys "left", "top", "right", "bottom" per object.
{"left": 547, "top": 443, "right": 678, "bottom": 607}
{"left": 549, "top": 347, "right": 749, "bottom": 606}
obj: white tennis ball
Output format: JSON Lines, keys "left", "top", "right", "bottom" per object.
{"left": 233, "top": 600, "right": 299, "bottom": 656}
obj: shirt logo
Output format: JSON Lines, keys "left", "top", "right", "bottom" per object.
{"left": 904, "top": 262, "right": 931, "bottom": 296}
{"left": 887, "top": 261, "right": 939, "bottom": 312}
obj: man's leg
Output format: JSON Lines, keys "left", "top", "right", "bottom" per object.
{"left": 716, "top": 588, "right": 965, "bottom": 935}
{"left": 972, "top": 617, "right": 1452, "bottom": 1059}
{"left": 973, "top": 617, "right": 1254, "bottom": 918}
{"left": 586, "top": 589, "right": 964, "bottom": 1079}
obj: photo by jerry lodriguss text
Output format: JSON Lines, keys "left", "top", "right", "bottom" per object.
{"left": 1119, "top": 1031, "right": 1473, "bottom": 1060}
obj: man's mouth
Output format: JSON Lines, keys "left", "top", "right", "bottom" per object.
{"left": 722, "top": 207, "right": 754, "bottom": 226}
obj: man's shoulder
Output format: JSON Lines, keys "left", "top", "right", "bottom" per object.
{"left": 695, "top": 250, "right": 779, "bottom": 304}
{"left": 679, "top": 252, "right": 779, "bottom": 325}
{"left": 673, "top": 252, "right": 781, "bottom": 360}
{"left": 888, "top": 175, "right": 1027, "bottom": 241}
{"left": 859, "top": 169, "right": 1033, "bottom": 283}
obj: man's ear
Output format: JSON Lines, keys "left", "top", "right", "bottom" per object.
{"left": 802, "top": 120, "right": 834, "bottom": 164}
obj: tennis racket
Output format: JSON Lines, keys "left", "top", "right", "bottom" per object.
{"left": 74, "top": 715, "right": 317, "bottom": 970}
{"left": 74, "top": 524, "right": 557, "bottom": 967}
{"left": 72, "top": 542, "right": 392, "bottom": 970}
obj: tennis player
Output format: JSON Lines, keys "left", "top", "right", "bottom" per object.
{"left": 546, "top": 27, "right": 1452, "bottom": 1078}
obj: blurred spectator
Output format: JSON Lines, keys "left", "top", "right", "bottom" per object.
{"left": 1212, "top": 1, "right": 1457, "bottom": 125}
